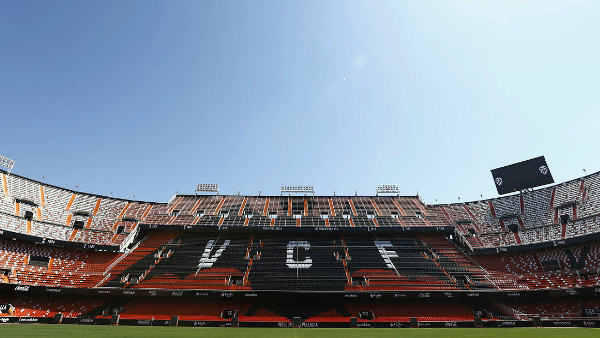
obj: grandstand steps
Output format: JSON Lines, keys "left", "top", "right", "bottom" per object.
{"left": 371, "top": 199, "right": 382, "bottom": 216}
{"left": 342, "top": 258, "right": 351, "bottom": 285}
{"left": 499, "top": 220, "right": 507, "bottom": 232}
{"left": 85, "top": 216, "right": 93, "bottom": 229}
{"left": 520, "top": 195, "right": 525, "bottom": 215}
{"left": 103, "top": 231, "right": 180, "bottom": 287}
{"left": 513, "top": 232, "right": 522, "bottom": 245}
{"left": 167, "top": 196, "right": 183, "bottom": 214}
{"left": 263, "top": 198, "right": 269, "bottom": 216}
{"left": 421, "top": 215, "right": 432, "bottom": 226}
{"left": 1, "top": 173, "right": 8, "bottom": 198}
{"left": 413, "top": 198, "right": 429, "bottom": 216}
{"left": 167, "top": 214, "right": 176, "bottom": 225}
{"left": 92, "top": 198, "right": 101, "bottom": 216}
{"left": 110, "top": 233, "right": 120, "bottom": 245}
{"left": 392, "top": 199, "right": 407, "bottom": 216}
{"left": 395, "top": 217, "right": 405, "bottom": 226}
{"left": 348, "top": 199, "right": 358, "bottom": 216}
{"left": 517, "top": 217, "right": 525, "bottom": 230}
{"left": 118, "top": 202, "right": 130, "bottom": 219}
{"left": 141, "top": 205, "right": 153, "bottom": 221}
{"left": 239, "top": 197, "right": 247, "bottom": 216}
{"left": 304, "top": 199, "right": 308, "bottom": 216}
{"left": 81, "top": 298, "right": 129, "bottom": 319}
{"left": 110, "top": 220, "right": 121, "bottom": 232}
{"left": 214, "top": 197, "right": 225, "bottom": 215}
{"left": 488, "top": 201, "right": 497, "bottom": 219}
{"left": 68, "top": 229, "right": 78, "bottom": 241}
{"left": 328, "top": 198, "right": 336, "bottom": 216}
{"left": 189, "top": 197, "right": 203, "bottom": 216}
{"left": 243, "top": 257, "right": 253, "bottom": 285}
{"left": 65, "top": 194, "right": 75, "bottom": 211}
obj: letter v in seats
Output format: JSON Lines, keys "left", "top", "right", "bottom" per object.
{"left": 374, "top": 241, "right": 399, "bottom": 269}
{"left": 196, "top": 239, "right": 231, "bottom": 273}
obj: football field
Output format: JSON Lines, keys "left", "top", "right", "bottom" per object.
{"left": 1, "top": 326, "right": 599, "bottom": 338}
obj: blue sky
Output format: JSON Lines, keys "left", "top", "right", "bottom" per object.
{"left": 1, "top": 0, "right": 599, "bottom": 203}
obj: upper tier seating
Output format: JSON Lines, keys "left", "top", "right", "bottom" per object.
{"left": 1, "top": 172, "right": 453, "bottom": 249}
{"left": 3, "top": 169, "right": 600, "bottom": 251}
{"left": 437, "top": 171, "right": 600, "bottom": 250}
{"left": 0, "top": 173, "right": 152, "bottom": 247}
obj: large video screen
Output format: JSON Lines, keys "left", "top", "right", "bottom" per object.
{"left": 491, "top": 156, "right": 554, "bottom": 195}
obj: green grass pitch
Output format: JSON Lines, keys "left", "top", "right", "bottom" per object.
{"left": 1, "top": 326, "right": 600, "bottom": 338}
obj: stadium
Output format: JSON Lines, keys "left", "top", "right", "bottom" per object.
{"left": 1, "top": 156, "right": 600, "bottom": 335}
{"left": 3, "top": 1, "right": 600, "bottom": 336}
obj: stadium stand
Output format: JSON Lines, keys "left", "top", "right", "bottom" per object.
{"left": 1, "top": 169, "right": 600, "bottom": 327}
{"left": 0, "top": 294, "right": 108, "bottom": 318}
{"left": 438, "top": 171, "right": 600, "bottom": 251}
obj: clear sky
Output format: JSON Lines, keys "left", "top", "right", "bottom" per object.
{"left": 1, "top": 0, "right": 599, "bottom": 204}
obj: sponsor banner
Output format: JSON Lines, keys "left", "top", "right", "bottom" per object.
{"left": 2, "top": 317, "right": 599, "bottom": 327}
{"left": 0, "top": 317, "right": 19, "bottom": 324}
{"left": 151, "top": 320, "right": 170, "bottom": 327}
{"left": 579, "top": 320, "right": 600, "bottom": 327}
{"left": 542, "top": 320, "right": 600, "bottom": 327}
{"left": 303, "top": 322, "right": 346, "bottom": 328}
{"left": 178, "top": 320, "right": 226, "bottom": 327}
{"left": 360, "top": 321, "right": 483, "bottom": 328}
{"left": 58, "top": 318, "right": 112, "bottom": 325}
{"left": 419, "top": 321, "right": 474, "bottom": 328}
{"left": 45, "top": 288, "right": 62, "bottom": 294}
{"left": 2, "top": 278, "right": 600, "bottom": 302}
{"left": 139, "top": 224, "right": 453, "bottom": 233}
{"left": 118, "top": 319, "right": 154, "bottom": 326}
{"left": 483, "top": 320, "right": 531, "bottom": 328}
{"left": 19, "top": 317, "right": 53, "bottom": 324}
{"left": 81, "top": 318, "right": 111, "bottom": 325}
{"left": 237, "top": 321, "right": 280, "bottom": 328}
{"left": 544, "top": 320, "right": 577, "bottom": 327}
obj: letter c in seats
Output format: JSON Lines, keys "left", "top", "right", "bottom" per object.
{"left": 286, "top": 240, "right": 312, "bottom": 269}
